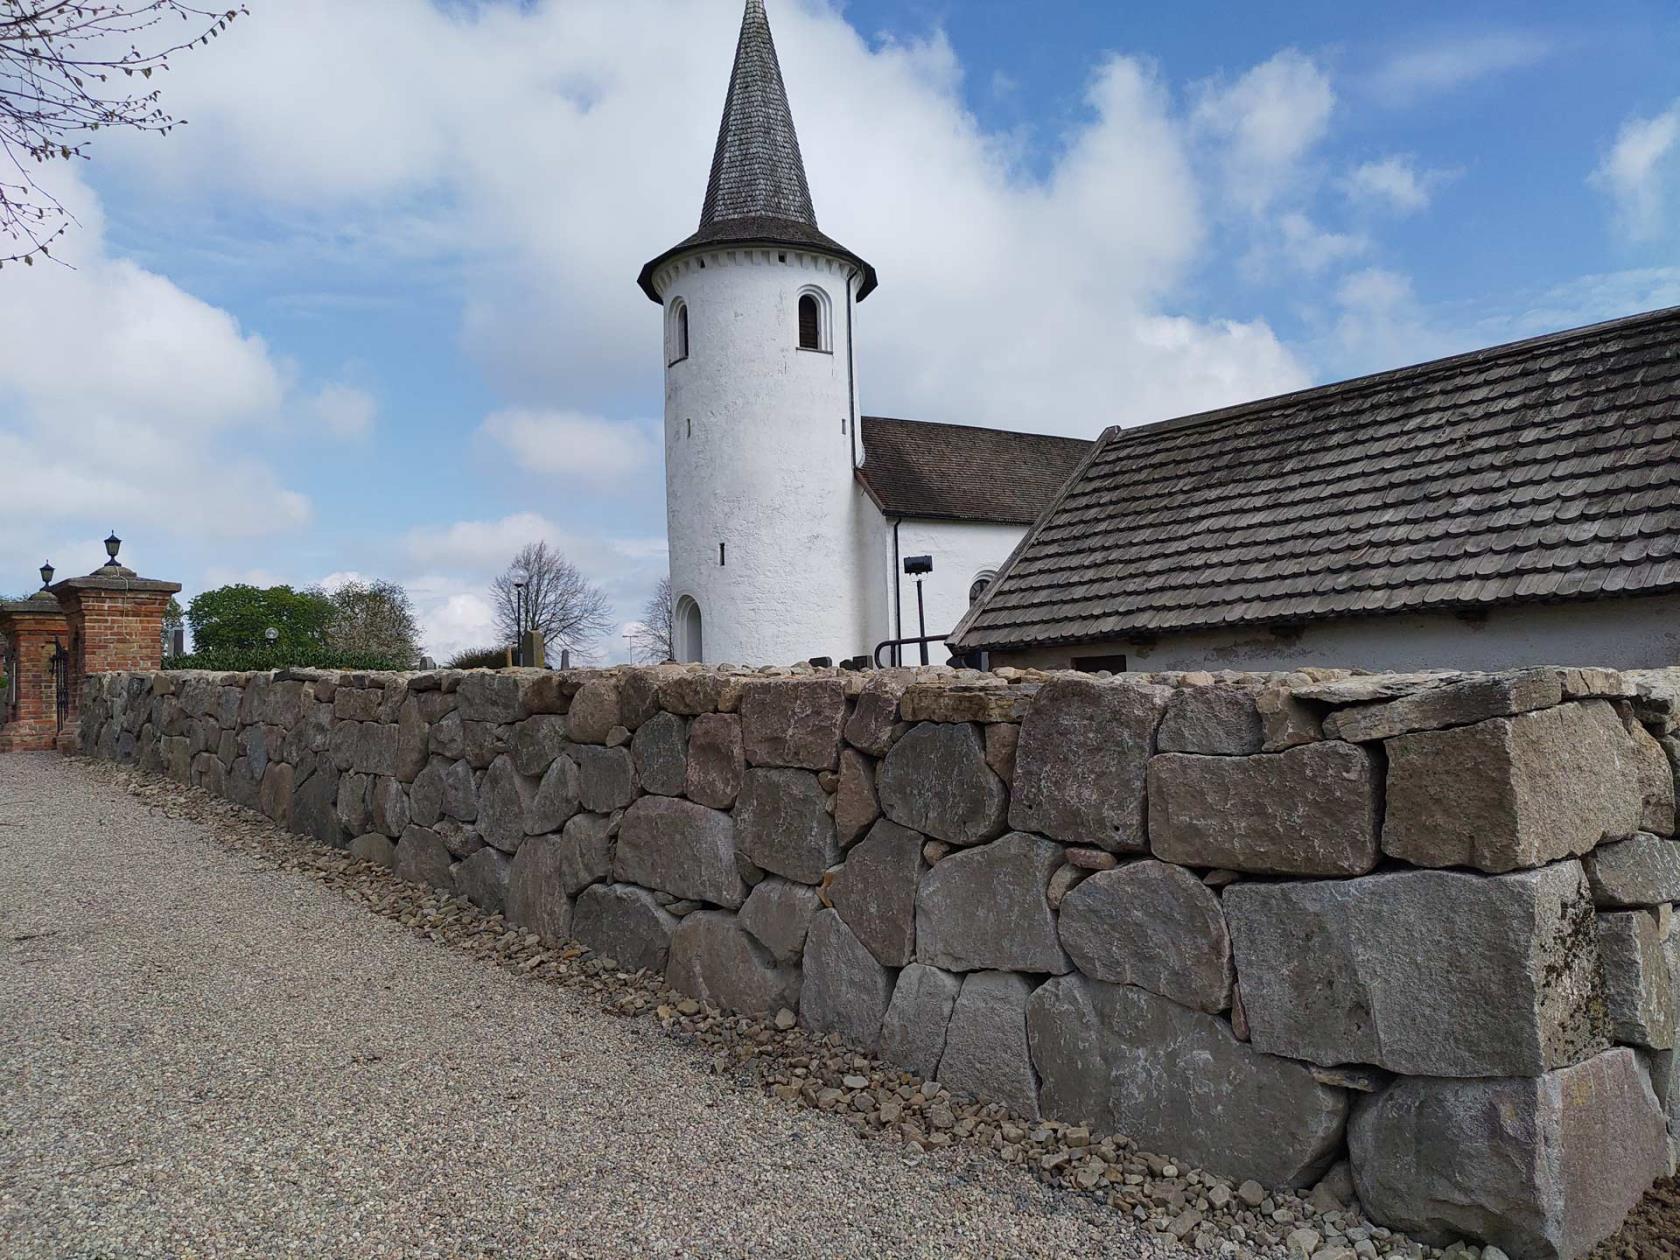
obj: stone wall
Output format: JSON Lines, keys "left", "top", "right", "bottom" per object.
{"left": 79, "top": 662, "right": 1680, "bottom": 1260}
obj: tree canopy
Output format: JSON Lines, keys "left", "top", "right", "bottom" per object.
{"left": 490, "top": 541, "right": 613, "bottom": 660}
{"left": 325, "top": 579, "right": 421, "bottom": 668}
{"left": 185, "top": 583, "right": 334, "bottom": 654}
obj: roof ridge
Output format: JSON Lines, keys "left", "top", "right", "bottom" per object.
{"left": 1107, "top": 304, "right": 1680, "bottom": 447}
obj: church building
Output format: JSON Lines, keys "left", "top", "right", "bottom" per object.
{"left": 638, "top": 0, "right": 1089, "bottom": 667}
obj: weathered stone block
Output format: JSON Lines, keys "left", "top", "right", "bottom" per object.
{"left": 666, "top": 911, "right": 801, "bottom": 1018}
{"left": 614, "top": 796, "right": 744, "bottom": 909}
{"left": 335, "top": 770, "right": 371, "bottom": 836}
{"left": 526, "top": 752, "right": 580, "bottom": 834}
{"left": 938, "top": 971, "right": 1040, "bottom": 1118}
{"left": 738, "top": 877, "right": 822, "bottom": 964}
{"left": 1028, "top": 975, "right": 1346, "bottom": 1188}
{"left": 843, "top": 672, "right": 911, "bottom": 756}
{"left": 455, "top": 846, "right": 512, "bottom": 915}
{"left": 1010, "top": 676, "right": 1169, "bottom": 851}
{"left": 1226, "top": 862, "right": 1606, "bottom": 1077}
{"left": 573, "top": 883, "right": 678, "bottom": 973}
{"left": 368, "top": 774, "right": 409, "bottom": 838}
{"left": 457, "top": 672, "right": 525, "bottom": 724}
{"left": 1585, "top": 833, "right": 1680, "bottom": 908}
{"left": 348, "top": 833, "right": 396, "bottom": 868}
{"left": 1632, "top": 718, "right": 1677, "bottom": 835}
{"left": 1256, "top": 685, "right": 1322, "bottom": 751}
{"left": 461, "top": 721, "right": 510, "bottom": 769}
{"left": 510, "top": 714, "right": 570, "bottom": 778}
{"left": 735, "top": 768, "right": 838, "bottom": 885}
{"left": 1599, "top": 909, "right": 1676, "bottom": 1050}
{"left": 291, "top": 762, "right": 342, "bottom": 848}
{"left": 428, "top": 710, "right": 464, "bottom": 760}
{"left": 258, "top": 762, "right": 293, "bottom": 827}
{"left": 1349, "top": 1048, "right": 1669, "bottom": 1260}
{"left": 881, "top": 963, "right": 962, "bottom": 1080}
{"left": 877, "top": 722, "right": 1007, "bottom": 847}
{"left": 830, "top": 818, "right": 925, "bottom": 968}
{"left": 352, "top": 723, "right": 400, "bottom": 777}
{"left": 1158, "top": 686, "right": 1265, "bottom": 755}
{"left": 984, "top": 722, "right": 1019, "bottom": 785}
{"left": 408, "top": 760, "right": 446, "bottom": 828}
{"left": 1324, "top": 669, "right": 1564, "bottom": 743}
{"left": 1384, "top": 700, "right": 1645, "bottom": 873}
{"left": 800, "top": 909, "right": 894, "bottom": 1051}
{"left": 439, "top": 757, "right": 477, "bottom": 823}
{"left": 477, "top": 755, "right": 536, "bottom": 854}
{"left": 741, "top": 679, "right": 846, "bottom": 770}
{"left": 657, "top": 670, "right": 734, "bottom": 717}
{"left": 433, "top": 818, "right": 483, "bottom": 860}
{"left": 684, "top": 712, "right": 743, "bottom": 809}
{"left": 505, "top": 834, "right": 578, "bottom": 943}
{"left": 395, "top": 824, "right": 454, "bottom": 893}
{"left": 834, "top": 748, "right": 879, "bottom": 847}
{"left": 1149, "top": 743, "right": 1380, "bottom": 876}
{"left": 916, "top": 832, "right": 1069, "bottom": 974}
{"left": 574, "top": 744, "right": 636, "bottom": 813}
{"left": 566, "top": 678, "right": 622, "bottom": 744}
{"left": 900, "top": 683, "right": 1028, "bottom": 724}
{"left": 1058, "top": 860, "right": 1233, "bottom": 1013}
{"left": 627, "top": 710, "right": 684, "bottom": 797}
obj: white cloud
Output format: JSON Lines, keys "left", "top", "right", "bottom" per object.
{"left": 1342, "top": 156, "right": 1448, "bottom": 214}
{"left": 1369, "top": 32, "right": 1550, "bottom": 106}
{"left": 1246, "top": 211, "right": 1367, "bottom": 279}
{"left": 1592, "top": 101, "right": 1680, "bottom": 243}
{"left": 480, "top": 409, "right": 658, "bottom": 480}
{"left": 1193, "top": 50, "right": 1335, "bottom": 215}
{"left": 311, "top": 384, "right": 378, "bottom": 438}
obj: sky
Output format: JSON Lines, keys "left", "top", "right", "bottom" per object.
{"left": 2, "top": 0, "right": 1677, "bottom": 661}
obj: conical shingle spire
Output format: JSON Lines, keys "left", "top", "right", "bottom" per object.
{"left": 701, "top": 0, "right": 816, "bottom": 228}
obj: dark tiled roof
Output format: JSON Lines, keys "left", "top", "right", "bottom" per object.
{"left": 953, "top": 307, "right": 1680, "bottom": 651}
{"left": 638, "top": 1, "right": 876, "bottom": 302}
{"left": 856, "top": 417, "right": 1095, "bottom": 525}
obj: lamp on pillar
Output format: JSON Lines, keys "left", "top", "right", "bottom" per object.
{"left": 102, "top": 531, "right": 123, "bottom": 568}
{"left": 38, "top": 561, "right": 53, "bottom": 590}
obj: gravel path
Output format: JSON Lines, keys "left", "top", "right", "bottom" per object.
{"left": 0, "top": 751, "right": 1183, "bottom": 1259}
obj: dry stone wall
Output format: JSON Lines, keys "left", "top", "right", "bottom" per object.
{"left": 79, "top": 662, "right": 1680, "bottom": 1260}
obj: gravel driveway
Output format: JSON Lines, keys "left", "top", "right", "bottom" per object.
{"left": 0, "top": 751, "right": 1181, "bottom": 1259}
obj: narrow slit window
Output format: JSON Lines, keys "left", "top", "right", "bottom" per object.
{"left": 670, "top": 302, "right": 689, "bottom": 364}
{"left": 798, "top": 294, "right": 822, "bottom": 350}
{"left": 719, "top": 542, "right": 726, "bottom": 566}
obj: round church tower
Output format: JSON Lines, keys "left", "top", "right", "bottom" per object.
{"left": 637, "top": 0, "right": 878, "bottom": 666}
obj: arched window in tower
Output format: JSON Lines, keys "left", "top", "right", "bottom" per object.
{"left": 796, "top": 287, "right": 830, "bottom": 352}
{"left": 669, "top": 300, "right": 690, "bottom": 365}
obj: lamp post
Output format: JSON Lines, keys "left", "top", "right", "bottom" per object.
{"left": 513, "top": 581, "right": 527, "bottom": 636}
{"left": 902, "top": 555, "right": 933, "bottom": 665}
{"left": 38, "top": 561, "right": 53, "bottom": 590}
{"left": 103, "top": 532, "right": 122, "bottom": 568}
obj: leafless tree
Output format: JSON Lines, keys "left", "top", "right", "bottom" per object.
{"left": 491, "top": 541, "right": 613, "bottom": 661}
{"left": 630, "top": 577, "right": 674, "bottom": 663}
{"left": 0, "top": 2, "right": 247, "bottom": 267}
{"left": 325, "top": 579, "right": 421, "bottom": 667}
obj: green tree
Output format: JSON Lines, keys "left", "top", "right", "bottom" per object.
{"left": 325, "top": 579, "right": 421, "bottom": 667}
{"left": 186, "top": 584, "right": 334, "bottom": 653}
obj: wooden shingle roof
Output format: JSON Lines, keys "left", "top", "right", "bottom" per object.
{"left": 953, "top": 307, "right": 1680, "bottom": 652}
{"left": 856, "top": 417, "right": 1094, "bottom": 525}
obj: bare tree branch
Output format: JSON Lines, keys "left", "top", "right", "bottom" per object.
{"left": 491, "top": 540, "right": 614, "bottom": 663}
{"left": 0, "top": 1, "right": 248, "bottom": 268}
{"left": 630, "top": 577, "right": 674, "bottom": 663}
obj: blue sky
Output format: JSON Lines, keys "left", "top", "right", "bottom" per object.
{"left": 2, "top": 0, "right": 1676, "bottom": 659}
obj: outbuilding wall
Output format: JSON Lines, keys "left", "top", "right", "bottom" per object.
{"left": 80, "top": 662, "right": 1680, "bottom": 1259}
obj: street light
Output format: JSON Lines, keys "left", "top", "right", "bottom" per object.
{"left": 513, "top": 581, "right": 527, "bottom": 636}
{"left": 264, "top": 627, "right": 279, "bottom": 645}
{"left": 903, "top": 555, "right": 933, "bottom": 665}
{"left": 103, "top": 531, "right": 122, "bottom": 567}
{"left": 38, "top": 561, "right": 53, "bottom": 589}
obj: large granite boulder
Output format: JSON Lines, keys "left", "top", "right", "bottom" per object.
{"left": 1226, "top": 862, "right": 1606, "bottom": 1077}
{"left": 1349, "top": 1048, "right": 1669, "bottom": 1260}
{"left": 291, "top": 762, "right": 343, "bottom": 848}
{"left": 439, "top": 757, "right": 477, "bottom": 823}
{"left": 394, "top": 824, "right": 454, "bottom": 893}
{"left": 368, "top": 775, "right": 409, "bottom": 838}
{"left": 800, "top": 910, "right": 894, "bottom": 1052}
{"left": 572, "top": 883, "right": 678, "bottom": 973}
{"left": 684, "top": 713, "right": 744, "bottom": 809}
{"left": 830, "top": 819, "right": 926, "bottom": 968}
{"left": 915, "top": 832, "right": 1070, "bottom": 974}
{"left": 504, "top": 834, "right": 578, "bottom": 943}
{"left": 457, "top": 672, "right": 525, "bottom": 724}
{"left": 1148, "top": 743, "right": 1380, "bottom": 877}
{"left": 1383, "top": 700, "right": 1645, "bottom": 873}
{"left": 1028, "top": 974, "right": 1346, "bottom": 1188}
{"left": 1157, "top": 686, "right": 1264, "bottom": 755}
{"left": 510, "top": 714, "right": 570, "bottom": 777}
{"left": 740, "top": 679, "right": 846, "bottom": 770}
{"left": 738, "top": 877, "right": 823, "bottom": 964}
{"left": 408, "top": 760, "right": 446, "bottom": 828}
{"left": 614, "top": 796, "right": 744, "bottom": 909}
{"left": 1009, "top": 677, "right": 1168, "bottom": 852}
{"left": 1632, "top": 718, "right": 1677, "bottom": 835}
{"left": 566, "top": 678, "right": 621, "bottom": 744}
{"left": 631, "top": 711, "right": 687, "bottom": 797}
{"left": 844, "top": 672, "right": 911, "bottom": 756}
{"left": 880, "top": 963, "right": 962, "bottom": 1080}
{"left": 1058, "top": 860, "right": 1233, "bottom": 1013}
{"left": 735, "top": 768, "right": 838, "bottom": 885}
{"left": 526, "top": 752, "right": 581, "bottom": 834}
{"left": 575, "top": 745, "right": 637, "bottom": 813}
{"left": 938, "top": 971, "right": 1040, "bottom": 1118}
{"left": 1598, "top": 909, "right": 1676, "bottom": 1050}
{"left": 834, "top": 749, "right": 879, "bottom": 848}
{"left": 876, "top": 722, "right": 1007, "bottom": 847}
{"left": 454, "top": 846, "right": 512, "bottom": 915}
{"left": 666, "top": 911, "right": 802, "bottom": 1018}
{"left": 477, "top": 755, "right": 536, "bottom": 854}
{"left": 1322, "top": 669, "right": 1563, "bottom": 743}
{"left": 1584, "top": 833, "right": 1680, "bottom": 907}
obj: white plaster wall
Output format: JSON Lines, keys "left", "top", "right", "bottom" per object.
{"left": 656, "top": 245, "right": 869, "bottom": 665}
{"left": 868, "top": 516, "right": 1028, "bottom": 663}
{"left": 988, "top": 593, "right": 1680, "bottom": 673}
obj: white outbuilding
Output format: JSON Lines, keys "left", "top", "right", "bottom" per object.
{"left": 638, "top": 0, "right": 1089, "bottom": 667}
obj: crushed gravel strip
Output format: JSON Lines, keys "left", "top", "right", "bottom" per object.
{"left": 0, "top": 751, "right": 1200, "bottom": 1259}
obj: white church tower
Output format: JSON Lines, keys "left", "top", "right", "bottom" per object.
{"left": 637, "top": 0, "right": 879, "bottom": 666}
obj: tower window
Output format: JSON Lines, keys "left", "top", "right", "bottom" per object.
{"left": 669, "top": 300, "right": 689, "bottom": 365}
{"left": 797, "top": 288, "right": 831, "bottom": 352}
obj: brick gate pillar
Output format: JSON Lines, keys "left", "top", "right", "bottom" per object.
{"left": 0, "top": 591, "right": 71, "bottom": 752}
{"left": 49, "top": 544, "right": 181, "bottom": 753}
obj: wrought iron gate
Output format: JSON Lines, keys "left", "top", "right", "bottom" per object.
{"left": 51, "top": 637, "right": 70, "bottom": 731}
